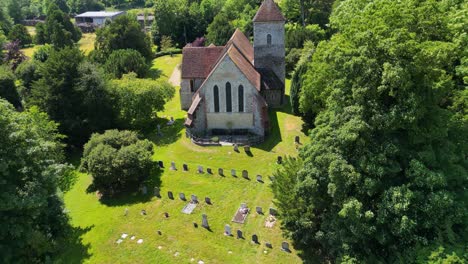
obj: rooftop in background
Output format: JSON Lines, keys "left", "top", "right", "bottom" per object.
{"left": 76, "top": 11, "right": 125, "bottom": 18}
{"left": 253, "top": 0, "right": 286, "bottom": 22}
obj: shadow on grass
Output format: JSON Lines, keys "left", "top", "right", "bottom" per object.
{"left": 146, "top": 117, "right": 185, "bottom": 147}
{"left": 54, "top": 225, "right": 93, "bottom": 264}
{"left": 257, "top": 109, "right": 282, "bottom": 152}
{"left": 147, "top": 67, "right": 162, "bottom": 79}
{"left": 99, "top": 162, "right": 163, "bottom": 207}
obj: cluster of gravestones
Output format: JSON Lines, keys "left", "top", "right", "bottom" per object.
{"left": 152, "top": 187, "right": 211, "bottom": 204}
{"left": 156, "top": 161, "right": 266, "bottom": 183}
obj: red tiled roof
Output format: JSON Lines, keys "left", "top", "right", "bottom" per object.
{"left": 226, "top": 29, "right": 254, "bottom": 63}
{"left": 181, "top": 46, "right": 225, "bottom": 78}
{"left": 253, "top": 0, "right": 286, "bottom": 22}
{"left": 227, "top": 45, "right": 261, "bottom": 91}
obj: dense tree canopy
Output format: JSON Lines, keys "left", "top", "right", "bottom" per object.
{"left": 0, "top": 100, "right": 72, "bottom": 263}
{"left": 8, "top": 24, "right": 32, "bottom": 47}
{"left": 0, "top": 66, "right": 21, "bottom": 108}
{"left": 274, "top": 0, "right": 468, "bottom": 262}
{"left": 80, "top": 130, "right": 155, "bottom": 196}
{"left": 104, "top": 49, "right": 148, "bottom": 78}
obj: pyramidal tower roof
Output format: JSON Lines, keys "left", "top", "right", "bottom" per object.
{"left": 253, "top": 0, "right": 286, "bottom": 22}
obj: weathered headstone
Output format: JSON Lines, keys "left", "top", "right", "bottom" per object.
{"left": 154, "top": 187, "right": 161, "bottom": 197}
{"left": 244, "top": 145, "right": 251, "bottom": 152}
{"left": 183, "top": 164, "right": 188, "bottom": 171}
{"left": 265, "top": 242, "right": 272, "bottom": 248}
{"left": 141, "top": 209, "right": 147, "bottom": 215}
{"left": 158, "top": 161, "right": 164, "bottom": 168}
{"left": 252, "top": 234, "right": 259, "bottom": 244}
{"left": 242, "top": 170, "right": 249, "bottom": 179}
{"left": 218, "top": 168, "right": 224, "bottom": 176}
{"left": 141, "top": 185, "right": 147, "bottom": 195}
{"left": 191, "top": 194, "right": 198, "bottom": 203}
{"left": 256, "top": 206, "right": 263, "bottom": 214}
{"left": 231, "top": 169, "right": 236, "bottom": 177}
{"left": 281, "top": 241, "right": 290, "bottom": 252}
{"left": 124, "top": 208, "right": 128, "bottom": 216}
{"left": 168, "top": 191, "right": 174, "bottom": 200}
{"left": 277, "top": 156, "right": 283, "bottom": 164}
{"left": 233, "top": 144, "right": 239, "bottom": 152}
{"left": 205, "top": 197, "right": 211, "bottom": 204}
{"left": 256, "top": 175, "right": 263, "bottom": 183}
{"left": 157, "top": 230, "right": 162, "bottom": 235}
{"left": 179, "top": 193, "right": 186, "bottom": 201}
{"left": 193, "top": 222, "right": 198, "bottom": 228}
{"left": 201, "top": 214, "right": 209, "bottom": 229}
{"left": 295, "top": 136, "right": 300, "bottom": 144}
{"left": 269, "top": 207, "right": 277, "bottom": 216}
{"left": 170, "top": 161, "right": 176, "bottom": 170}
{"left": 207, "top": 168, "right": 212, "bottom": 174}
{"left": 197, "top": 165, "right": 203, "bottom": 174}
{"left": 164, "top": 212, "right": 169, "bottom": 218}
{"left": 224, "top": 225, "right": 232, "bottom": 236}
{"left": 236, "top": 229, "right": 243, "bottom": 239}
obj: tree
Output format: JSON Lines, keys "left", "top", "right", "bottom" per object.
{"left": 206, "top": 12, "right": 235, "bottom": 46}
{"left": 110, "top": 73, "right": 174, "bottom": 129}
{"left": 0, "top": 66, "right": 21, "bottom": 108}
{"left": 280, "top": 0, "right": 335, "bottom": 28}
{"left": 0, "top": 99, "right": 72, "bottom": 263}
{"left": 95, "top": 15, "right": 152, "bottom": 61}
{"left": 104, "top": 49, "right": 148, "bottom": 78}
{"left": 275, "top": 0, "right": 468, "bottom": 262}
{"left": 45, "top": 4, "right": 81, "bottom": 48}
{"left": 34, "top": 22, "right": 47, "bottom": 45}
{"left": 33, "top": 44, "right": 54, "bottom": 62}
{"left": 290, "top": 41, "right": 314, "bottom": 115}
{"left": 0, "top": 5, "right": 13, "bottom": 35}
{"left": 68, "top": 0, "right": 105, "bottom": 14}
{"left": 160, "top": 35, "right": 173, "bottom": 51}
{"left": 44, "top": 0, "right": 70, "bottom": 14}
{"left": 15, "top": 60, "right": 40, "bottom": 100}
{"left": 7, "top": 0, "right": 23, "bottom": 24}
{"left": 7, "top": 24, "right": 32, "bottom": 47}
{"left": 3, "top": 40, "right": 27, "bottom": 70}
{"left": 80, "top": 130, "right": 155, "bottom": 196}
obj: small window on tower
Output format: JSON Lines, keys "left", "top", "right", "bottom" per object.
{"left": 267, "top": 34, "right": 272, "bottom": 46}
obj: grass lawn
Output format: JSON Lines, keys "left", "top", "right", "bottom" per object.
{"left": 58, "top": 55, "right": 308, "bottom": 263}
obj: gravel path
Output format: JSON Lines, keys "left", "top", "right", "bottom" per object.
{"left": 169, "top": 64, "right": 181, "bottom": 86}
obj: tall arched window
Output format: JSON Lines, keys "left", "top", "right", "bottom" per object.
{"left": 213, "top": 85, "right": 219, "bottom": 112}
{"left": 238, "top": 85, "right": 244, "bottom": 112}
{"left": 190, "top": 80, "right": 194, "bottom": 92}
{"left": 267, "top": 34, "right": 272, "bottom": 46}
{"left": 226, "top": 82, "right": 232, "bottom": 112}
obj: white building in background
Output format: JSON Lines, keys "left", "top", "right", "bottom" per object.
{"left": 75, "top": 11, "right": 125, "bottom": 27}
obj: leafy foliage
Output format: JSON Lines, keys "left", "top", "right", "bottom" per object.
{"left": 2, "top": 40, "right": 27, "bottom": 70}
{"left": 0, "top": 99, "right": 72, "bottom": 263}
{"left": 274, "top": 0, "right": 468, "bottom": 262}
{"left": 80, "top": 129, "right": 155, "bottom": 196}
{"left": 7, "top": 24, "right": 32, "bottom": 47}
{"left": 109, "top": 73, "right": 175, "bottom": 129}
{"left": 0, "top": 66, "right": 21, "bottom": 108}
{"left": 104, "top": 49, "right": 148, "bottom": 78}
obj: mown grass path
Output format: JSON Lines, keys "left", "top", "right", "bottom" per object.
{"left": 58, "top": 55, "right": 307, "bottom": 264}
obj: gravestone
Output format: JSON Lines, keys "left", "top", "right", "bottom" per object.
{"left": 164, "top": 212, "right": 169, "bottom": 218}
{"left": 124, "top": 208, "right": 128, "bottom": 216}
{"left": 233, "top": 144, "right": 239, "bottom": 152}
{"left": 295, "top": 136, "right": 300, "bottom": 144}
{"left": 157, "top": 230, "right": 162, "bottom": 235}
{"left": 183, "top": 164, "right": 188, "bottom": 171}
{"left": 256, "top": 175, "right": 263, "bottom": 183}
{"left": 242, "top": 170, "right": 249, "bottom": 179}
{"left": 197, "top": 165, "right": 203, "bottom": 174}
{"left": 154, "top": 187, "right": 161, "bottom": 197}
{"left": 205, "top": 197, "right": 211, "bottom": 204}
{"left": 201, "top": 214, "right": 209, "bottom": 229}
{"left": 158, "top": 161, "right": 164, "bottom": 168}
{"left": 141, "top": 209, "right": 147, "bottom": 215}
{"left": 218, "top": 168, "right": 224, "bottom": 176}
{"left": 265, "top": 242, "right": 272, "bottom": 248}
{"left": 193, "top": 222, "right": 198, "bottom": 228}
{"left": 269, "top": 207, "right": 277, "bottom": 216}
{"left": 277, "top": 156, "right": 283, "bottom": 164}
{"left": 141, "top": 185, "right": 147, "bottom": 195}
{"left": 157, "top": 124, "right": 162, "bottom": 135}
{"left": 224, "top": 224, "right": 232, "bottom": 236}
{"left": 252, "top": 234, "right": 259, "bottom": 244}
{"left": 236, "top": 229, "right": 243, "bottom": 239}
{"left": 191, "top": 194, "right": 198, "bottom": 203}
{"left": 207, "top": 168, "right": 212, "bottom": 174}
{"left": 231, "top": 169, "right": 236, "bottom": 177}
{"left": 168, "top": 191, "right": 174, "bottom": 200}
{"left": 244, "top": 145, "right": 251, "bottom": 152}
{"left": 170, "top": 161, "right": 176, "bottom": 170}
{"left": 281, "top": 241, "right": 290, "bottom": 252}
{"left": 179, "top": 193, "right": 186, "bottom": 201}
{"left": 256, "top": 206, "right": 263, "bottom": 214}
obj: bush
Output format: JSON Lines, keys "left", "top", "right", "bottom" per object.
{"left": 0, "top": 65, "right": 21, "bottom": 108}
{"left": 154, "top": 48, "right": 182, "bottom": 58}
{"left": 104, "top": 49, "right": 148, "bottom": 78}
{"left": 7, "top": 25, "right": 32, "bottom": 47}
{"left": 32, "top": 44, "right": 53, "bottom": 62}
{"left": 81, "top": 130, "right": 155, "bottom": 196}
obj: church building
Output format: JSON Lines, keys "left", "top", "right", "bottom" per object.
{"left": 181, "top": 0, "right": 285, "bottom": 143}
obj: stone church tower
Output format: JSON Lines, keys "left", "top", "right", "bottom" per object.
{"left": 253, "top": 0, "right": 286, "bottom": 107}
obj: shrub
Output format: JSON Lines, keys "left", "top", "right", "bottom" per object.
{"left": 7, "top": 25, "right": 32, "bottom": 47}
{"left": 104, "top": 49, "right": 148, "bottom": 78}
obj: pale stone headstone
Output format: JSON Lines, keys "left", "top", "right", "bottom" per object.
{"left": 154, "top": 187, "right": 160, "bottom": 197}
{"left": 218, "top": 168, "right": 224, "bottom": 176}
{"left": 256, "top": 206, "right": 263, "bottom": 214}
{"left": 236, "top": 229, "right": 243, "bottom": 239}
{"left": 205, "top": 197, "right": 211, "bottom": 204}
{"left": 224, "top": 224, "right": 232, "bottom": 236}
{"left": 191, "top": 194, "right": 198, "bottom": 203}
{"left": 277, "top": 156, "right": 283, "bottom": 164}
{"left": 170, "top": 161, "right": 176, "bottom": 170}
{"left": 242, "top": 170, "right": 249, "bottom": 179}
{"left": 207, "top": 168, "right": 212, "bottom": 174}
{"left": 158, "top": 161, "right": 164, "bottom": 168}
{"left": 124, "top": 208, "right": 128, "bottom": 216}
{"left": 197, "top": 165, "right": 203, "bottom": 174}
{"left": 179, "top": 193, "right": 186, "bottom": 201}
{"left": 168, "top": 191, "right": 174, "bottom": 200}
{"left": 244, "top": 145, "right": 251, "bottom": 152}
{"left": 281, "top": 241, "right": 290, "bottom": 252}
{"left": 183, "top": 164, "right": 188, "bottom": 171}
{"left": 231, "top": 169, "right": 236, "bottom": 177}
{"left": 201, "top": 214, "right": 209, "bottom": 229}
{"left": 256, "top": 175, "right": 263, "bottom": 183}
{"left": 269, "top": 207, "right": 277, "bottom": 216}
{"left": 233, "top": 144, "right": 239, "bottom": 152}
{"left": 252, "top": 234, "right": 259, "bottom": 244}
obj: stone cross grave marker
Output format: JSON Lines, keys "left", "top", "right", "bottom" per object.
{"left": 281, "top": 241, "right": 290, "bottom": 252}
{"left": 231, "top": 169, "right": 236, "bottom": 177}
{"left": 224, "top": 224, "right": 232, "bottom": 236}
{"left": 237, "top": 229, "right": 243, "bottom": 239}
{"left": 256, "top": 206, "right": 263, "bottom": 214}
{"left": 158, "top": 161, "right": 164, "bottom": 168}
{"left": 197, "top": 165, "right": 203, "bottom": 174}
{"left": 207, "top": 168, "right": 212, "bottom": 174}
{"left": 252, "top": 234, "right": 259, "bottom": 244}
{"left": 179, "top": 193, "right": 186, "bottom": 201}
{"left": 170, "top": 161, "right": 176, "bottom": 170}
{"left": 191, "top": 194, "right": 198, "bottom": 203}
{"left": 154, "top": 187, "right": 160, "bottom": 197}
{"left": 168, "top": 191, "right": 174, "bottom": 200}
{"left": 256, "top": 175, "right": 263, "bottom": 183}
{"left": 205, "top": 197, "right": 211, "bottom": 204}
{"left": 183, "top": 164, "right": 188, "bottom": 171}
{"left": 202, "top": 214, "right": 209, "bottom": 229}
{"left": 218, "top": 168, "right": 224, "bottom": 176}
{"left": 242, "top": 170, "right": 249, "bottom": 179}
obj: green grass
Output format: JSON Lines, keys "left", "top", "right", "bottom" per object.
{"left": 58, "top": 55, "right": 308, "bottom": 263}
{"left": 21, "top": 33, "right": 96, "bottom": 58}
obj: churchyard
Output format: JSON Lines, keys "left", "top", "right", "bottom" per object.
{"left": 57, "top": 55, "right": 307, "bottom": 263}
